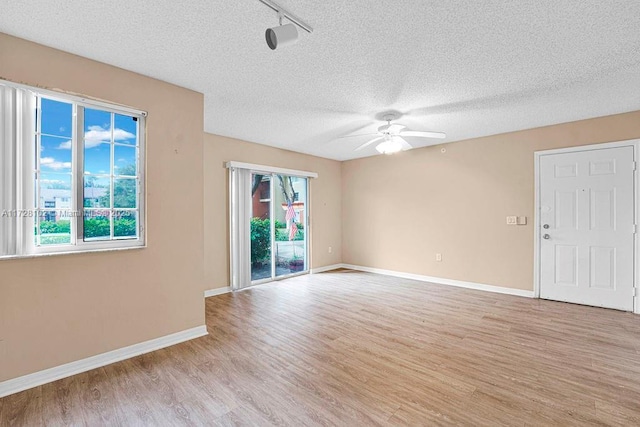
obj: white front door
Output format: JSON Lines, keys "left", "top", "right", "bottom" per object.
{"left": 539, "top": 146, "right": 635, "bottom": 311}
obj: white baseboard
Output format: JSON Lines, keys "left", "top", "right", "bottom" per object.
{"left": 0, "top": 325, "right": 208, "bottom": 399}
{"left": 204, "top": 286, "right": 231, "bottom": 298}
{"left": 341, "top": 264, "right": 535, "bottom": 298}
{"left": 310, "top": 264, "right": 344, "bottom": 274}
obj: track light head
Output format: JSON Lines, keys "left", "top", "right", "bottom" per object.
{"left": 265, "top": 23, "right": 298, "bottom": 50}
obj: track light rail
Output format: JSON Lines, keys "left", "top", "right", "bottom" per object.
{"left": 257, "top": 0, "right": 314, "bottom": 33}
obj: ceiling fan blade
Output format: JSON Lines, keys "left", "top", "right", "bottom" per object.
{"left": 336, "top": 132, "right": 380, "bottom": 139}
{"left": 396, "top": 136, "right": 413, "bottom": 151}
{"left": 399, "top": 130, "right": 446, "bottom": 139}
{"left": 355, "top": 136, "right": 384, "bottom": 151}
{"left": 386, "top": 124, "right": 406, "bottom": 134}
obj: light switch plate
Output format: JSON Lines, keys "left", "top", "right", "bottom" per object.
{"left": 506, "top": 216, "right": 517, "bottom": 225}
{"left": 517, "top": 216, "right": 527, "bottom": 225}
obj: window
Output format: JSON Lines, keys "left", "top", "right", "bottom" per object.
{"left": 0, "top": 80, "right": 146, "bottom": 258}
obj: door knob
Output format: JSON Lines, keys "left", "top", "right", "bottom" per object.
{"left": 543, "top": 234, "right": 550, "bottom": 240}
{"left": 543, "top": 224, "right": 550, "bottom": 229}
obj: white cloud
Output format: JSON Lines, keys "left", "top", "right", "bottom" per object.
{"left": 41, "top": 157, "right": 71, "bottom": 170}
{"left": 86, "top": 125, "right": 134, "bottom": 142}
{"left": 57, "top": 126, "right": 135, "bottom": 150}
{"left": 83, "top": 139, "right": 103, "bottom": 149}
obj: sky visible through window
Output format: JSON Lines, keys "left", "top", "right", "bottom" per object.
{"left": 39, "top": 98, "right": 138, "bottom": 191}
{"left": 37, "top": 97, "right": 139, "bottom": 244}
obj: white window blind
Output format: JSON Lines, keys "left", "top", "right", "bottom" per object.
{"left": 0, "top": 85, "right": 35, "bottom": 257}
{"left": 0, "top": 85, "right": 17, "bottom": 257}
{"left": 228, "top": 166, "right": 252, "bottom": 290}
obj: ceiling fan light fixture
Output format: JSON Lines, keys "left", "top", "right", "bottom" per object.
{"left": 375, "top": 137, "right": 403, "bottom": 155}
{"left": 346, "top": 110, "right": 445, "bottom": 155}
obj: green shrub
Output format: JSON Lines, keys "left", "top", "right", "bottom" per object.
{"left": 39, "top": 220, "right": 70, "bottom": 234}
{"left": 83, "top": 217, "right": 137, "bottom": 238}
{"left": 114, "top": 218, "right": 137, "bottom": 237}
{"left": 250, "top": 218, "right": 271, "bottom": 264}
{"left": 292, "top": 227, "right": 304, "bottom": 241}
{"left": 84, "top": 217, "right": 110, "bottom": 238}
{"left": 275, "top": 224, "right": 304, "bottom": 241}
{"left": 37, "top": 218, "right": 137, "bottom": 241}
{"left": 275, "top": 228, "right": 287, "bottom": 241}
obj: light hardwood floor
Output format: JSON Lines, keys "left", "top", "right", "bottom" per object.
{"left": 2, "top": 269, "right": 640, "bottom": 426}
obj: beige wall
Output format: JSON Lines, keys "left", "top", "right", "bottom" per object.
{"left": 0, "top": 33, "right": 205, "bottom": 381}
{"left": 342, "top": 111, "right": 640, "bottom": 291}
{"left": 204, "top": 134, "right": 342, "bottom": 288}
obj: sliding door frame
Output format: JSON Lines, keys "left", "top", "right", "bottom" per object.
{"left": 227, "top": 161, "right": 317, "bottom": 290}
{"left": 250, "top": 171, "right": 310, "bottom": 286}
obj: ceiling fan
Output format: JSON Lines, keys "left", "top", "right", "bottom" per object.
{"left": 339, "top": 112, "right": 446, "bottom": 154}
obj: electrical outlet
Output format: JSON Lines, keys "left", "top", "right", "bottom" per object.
{"left": 436, "top": 253, "right": 442, "bottom": 262}
{"left": 506, "top": 216, "right": 517, "bottom": 225}
{"left": 328, "top": 246, "right": 332, "bottom": 254}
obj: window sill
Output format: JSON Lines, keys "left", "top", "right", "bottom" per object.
{"left": 0, "top": 244, "right": 146, "bottom": 261}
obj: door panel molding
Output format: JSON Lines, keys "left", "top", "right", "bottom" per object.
{"left": 534, "top": 139, "right": 640, "bottom": 314}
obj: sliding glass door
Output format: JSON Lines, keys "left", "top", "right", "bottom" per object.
{"left": 250, "top": 172, "right": 308, "bottom": 283}
{"left": 250, "top": 173, "right": 272, "bottom": 281}
{"left": 275, "top": 175, "right": 307, "bottom": 278}
{"left": 228, "top": 163, "right": 314, "bottom": 291}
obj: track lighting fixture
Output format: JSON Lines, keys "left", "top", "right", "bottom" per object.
{"left": 266, "top": 21, "right": 298, "bottom": 50}
{"left": 258, "top": 0, "right": 313, "bottom": 50}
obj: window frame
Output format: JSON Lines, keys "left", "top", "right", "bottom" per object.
{"left": 0, "top": 79, "right": 147, "bottom": 259}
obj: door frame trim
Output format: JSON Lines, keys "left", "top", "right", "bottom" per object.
{"left": 249, "top": 172, "right": 311, "bottom": 286}
{"left": 534, "top": 139, "right": 640, "bottom": 314}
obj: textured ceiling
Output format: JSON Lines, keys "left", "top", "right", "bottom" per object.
{"left": 1, "top": 1, "right": 640, "bottom": 160}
